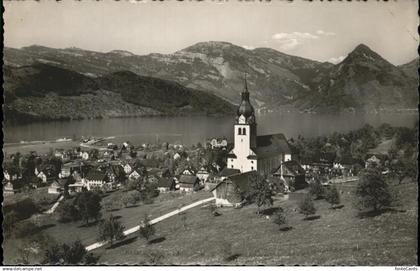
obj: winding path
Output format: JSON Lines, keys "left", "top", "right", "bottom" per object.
{"left": 85, "top": 196, "right": 215, "bottom": 251}
{"left": 44, "top": 195, "right": 65, "bottom": 214}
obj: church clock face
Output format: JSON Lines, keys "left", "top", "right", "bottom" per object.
{"left": 238, "top": 115, "right": 246, "bottom": 124}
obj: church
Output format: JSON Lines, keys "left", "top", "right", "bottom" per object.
{"left": 227, "top": 79, "right": 292, "bottom": 176}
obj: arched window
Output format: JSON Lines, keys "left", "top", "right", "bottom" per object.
{"left": 238, "top": 127, "right": 242, "bottom": 135}
{"left": 242, "top": 128, "right": 246, "bottom": 135}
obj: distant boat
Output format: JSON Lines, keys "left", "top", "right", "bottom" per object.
{"left": 56, "top": 137, "right": 72, "bottom": 142}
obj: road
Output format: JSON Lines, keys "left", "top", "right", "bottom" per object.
{"left": 44, "top": 194, "right": 65, "bottom": 214}
{"left": 85, "top": 196, "right": 215, "bottom": 251}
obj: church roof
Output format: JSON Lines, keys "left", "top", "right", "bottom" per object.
{"left": 255, "top": 133, "right": 291, "bottom": 159}
{"left": 236, "top": 77, "right": 255, "bottom": 119}
{"left": 218, "top": 167, "right": 241, "bottom": 177}
{"left": 210, "top": 171, "right": 256, "bottom": 193}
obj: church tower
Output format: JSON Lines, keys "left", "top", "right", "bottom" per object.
{"left": 227, "top": 77, "right": 258, "bottom": 173}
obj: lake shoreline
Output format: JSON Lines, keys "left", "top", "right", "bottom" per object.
{"left": 4, "top": 112, "right": 418, "bottom": 152}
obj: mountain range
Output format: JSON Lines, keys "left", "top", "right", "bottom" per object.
{"left": 3, "top": 41, "right": 418, "bottom": 122}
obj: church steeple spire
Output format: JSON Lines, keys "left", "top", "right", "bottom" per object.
{"left": 237, "top": 73, "right": 254, "bottom": 119}
{"left": 244, "top": 73, "right": 249, "bottom": 93}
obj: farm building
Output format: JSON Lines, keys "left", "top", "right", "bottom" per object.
{"left": 157, "top": 177, "right": 175, "bottom": 193}
{"left": 210, "top": 171, "right": 256, "bottom": 207}
{"left": 178, "top": 175, "right": 201, "bottom": 192}
{"left": 271, "top": 160, "right": 307, "bottom": 191}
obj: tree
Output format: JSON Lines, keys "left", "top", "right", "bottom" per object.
{"left": 299, "top": 195, "right": 316, "bottom": 217}
{"left": 129, "top": 190, "right": 142, "bottom": 206}
{"left": 309, "top": 179, "right": 325, "bottom": 200}
{"left": 142, "top": 181, "right": 159, "bottom": 204}
{"left": 325, "top": 185, "right": 340, "bottom": 207}
{"left": 74, "top": 191, "right": 102, "bottom": 225}
{"left": 388, "top": 158, "right": 418, "bottom": 185}
{"left": 121, "top": 194, "right": 131, "bottom": 208}
{"left": 57, "top": 200, "right": 81, "bottom": 223}
{"left": 97, "top": 215, "right": 125, "bottom": 246}
{"left": 245, "top": 174, "right": 273, "bottom": 214}
{"left": 139, "top": 214, "right": 155, "bottom": 241}
{"left": 356, "top": 168, "right": 392, "bottom": 212}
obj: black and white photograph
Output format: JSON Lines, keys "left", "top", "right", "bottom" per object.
{"left": 2, "top": 0, "right": 419, "bottom": 267}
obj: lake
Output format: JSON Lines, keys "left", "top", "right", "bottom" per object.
{"left": 4, "top": 111, "right": 419, "bottom": 145}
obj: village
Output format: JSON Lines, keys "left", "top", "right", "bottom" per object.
{"left": 3, "top": 82, "right": 418, "bottom": 265}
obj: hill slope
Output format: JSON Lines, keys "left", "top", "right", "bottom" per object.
{"left": 3, "top": 63, "right": 235, "bottom": 123}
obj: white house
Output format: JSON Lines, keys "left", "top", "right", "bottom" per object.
{"left": 209, "top": 138, "right": 228, "bottom": 149}
{"left": 128, "top": 167, "right": 143, "bottom": 181}
{"left": 173, "top": 153, "right": 181, "bottom": 160}
{"left": 48, "top": 180, "right": 63, "bottom": 194}
{"left": 3, "top": 182, "right": 15, "bottom": 195}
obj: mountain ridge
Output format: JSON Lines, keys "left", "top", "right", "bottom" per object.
{"left": 4, "top": 41, "right": 418, "bottom": 113}
{"left": 3, "top": 63, "right": 236, "bottom": 124}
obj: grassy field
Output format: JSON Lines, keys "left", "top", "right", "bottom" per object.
{"left": 3, "top": 181, "right": 418, "bottom": 265}
{"left": 2, "top": 189, "right": 211, "bottom": 264}
{"left": 93, "top": 181, "right": 418, "bottom": 265}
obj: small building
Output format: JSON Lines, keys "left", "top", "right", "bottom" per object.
{"left": 3, "top": 182, "right": 15, "bottom": 195}
{"left": 85, "top": 169, "right": 109, "bottom": 190}
{"left": 36, "top": 166, "right": 57, "bottom": 184}
{"left": 157, "top": 178, "right": 175, "bottom": 193}
{"left": 209, "top": 138, "right": 228, "bottom": 149}
{"left": 48, "top": 180, "right": 64, "bottom": 194}
{"left": 81, "top": 151, "right": 89, "bottom": 161}
{"left": 272, "top": 160, "right": 307, "bottom": 191}
{"left": 196, "top": 167, "right": 210, "bottom": 182}
{"left": 173, "top": 153, "right": 181, "bottom": 160}
{"left": 182, "top": 168, "right": 196, "bottom": 176}
{"left": 122, "top": 161, "right": 136, "bottom": 175}
{"left": 213, "top": 167, "right": 241, "bottom": 183}
{"left": 68, "top": 180, "right": 87, "bottom": 195}
{"left": 128, "top": 166, "right": 145, "bottom": 181}
{"left": 365, "top": 155, "right": 381, "bottom": 168}
{"left": 178, "top": 175, "right": 201, "bottom": 192}
{"left": 210, "top": 171, "right": 255, "bottom": 207}
{"left": 3, "top": 169, "right": 20, "bottom": 182}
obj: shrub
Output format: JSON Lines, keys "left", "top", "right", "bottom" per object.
{"left": 14, "top": 198, "right": 39, "bottom": 220}
{"left": 139, "top": 214, "right": 155, "bottom": 241}
{"left": 325, "top": 186, "right": 340, "bottom": 207}
{"left": 43, "top": 240, "right": 96, "bottom": 265}
{"left": 299, "top": 195, "right": 316, "bottom": 217}
{"left": 273, "top": 208, "right": 287, "bottom": 226}
{"left": 356, "top": 168, "right": 392, "bottom": 212}
{"left": 15, "top": 220, "right": 39, "bottom": 238}
{"left": 3, "top": 211, "right": 18, "bottom": 236}
{"left": 309, "top": 179, "right": 325, "bottom": 200}
{"left": 129, "top": 190, "right": 142, "bottom": 206}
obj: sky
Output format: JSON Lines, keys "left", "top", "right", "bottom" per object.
{"left": 4, "top": 0, "right": 419, "bottom": 65}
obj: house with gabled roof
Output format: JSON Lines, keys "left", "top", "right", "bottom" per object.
{"left": 85, "top": 169, "right": 109, "bottom": 190}
{"left": 210, "top": 171, "right": 256, "bottom": 207}
{"left": 178, "top": 175, "right": 201, "bottom": 192}
{"left": 157, "top": 177, "right": 175, "bottom": 193}
{"left": 271, "top": 160, "right": 307, "bottom": 191}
